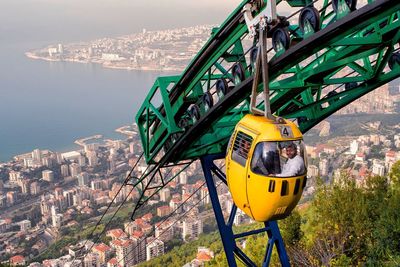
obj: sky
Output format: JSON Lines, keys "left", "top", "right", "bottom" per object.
{"left": 0, "top": 0, "right": 243, "bottom": 44}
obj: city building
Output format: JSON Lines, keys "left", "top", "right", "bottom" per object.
{"left": 54, "top": 187, "right": 63, "bottom": 199}
{"left": 63, "top": 190, "right": 75, "bottom": 207}
{"left": 182, "top": 217, "right": 203, "bottom": 241}
{"left": 62, "top": 151, "right": 82, "bottom": 162}
{"left": 20, "top": 179, "right": 30, "bottom": 194}
{"left": 319, "top": 158, "right": 329, "bottom": 176}
{"left": 195, "top": 247, "right": 214, "bottom": 265}
{"left": 107, "top": 229, "right": 127, "bottom": 240}
{"left": 349, "top": 140, "right": 359, "bottom": 155}
{"left": 307, "top": 165, "right": 319, "bottom": 177}
{"left": 0, "top": 219, "right": 11, "bottom": 233}
{"left": 51, "top": 205, "right": 62, "bottom": 228}
{"left": 17, "top": 220, "right": 31, "bottom": 232}
{"left": 157, "top": 205, "right": 171, "bottom": 217}
{"left": 355, "top": 153, "right": 366, "bottom": 162}
{"left": 169, "top": 197, "right": 182, "bottom": 213}
{"left": 159, "top": 188, "right": 171, "bottom": 202}
{"left": 87, "top": 151, "right": 98, "bottom": 167}
{"left": 42, "top": 156, "right": 55, "bottom": 168}
{"left": 130, "top": 231, "right": 147, "bottom": 264}
{"left": 9, "top": 171, "right": 21, "bottom": 183}
{"left": 372, "top": 160, "right": 386, "bottom": 176}
{"left": 91, "top": 179, "right": 103, "bottom": 190}
{"left": 9, "top": 255, "right": 26, "bottom": 266}
{"left": 155, "top": 221, "right": 174, "bottom": 243}
{"left": 107, "top": 258, "right": 118, "bottom": 267}
{"left": 385, "top": 150, "right": 397, "bottom": 171}
{"left": 77, "top": 173, "right": 89, "bottom": 187}
{"left": 69, "top": 241, "right": 94, "bottom": 261}
{"left": 42, "top": 170, "right": 54, "bottom": 182}
{"left": 6, "top": 191, "right": 17, "bottom": 205}
{"left": 78, "top": 155, "right": 86, "bottom": 167}
{"left": 32, "top": 149, "right": 42, "bottom": 162}
{"left": 83, "top": 252, "right": 100, "bottom": 267}
{"left": 146, "top": 238, "right": 164, "bottom": 261}
{"left": 179, "top": 171, "right": 188, "bottom": 184}
{"left": 61, "top": 164, "right": 70, "bottom": 177}
{"left": 234, "top": 210, "right": 248, "bottom": 226}
{"left": 114, "top": 239, "right": 135, "bottom": 267}
{"left": 30, "top": 182, "right": 40, "bottom": 195}
{"left": 200, "top": 187, "right": 210, "bottom": 205}
{"left": 0, "top": 195, "right": 6, "bottom": 208}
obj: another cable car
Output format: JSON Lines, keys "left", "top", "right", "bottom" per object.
{"left": 226, "top": 114, "right": 307, "bottom": 222}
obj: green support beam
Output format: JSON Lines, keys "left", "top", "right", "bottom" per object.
{"left": 136, "top": 0, "right": 400, "bottom": 165}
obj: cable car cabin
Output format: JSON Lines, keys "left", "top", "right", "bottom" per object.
{"left": 226, "top": 114, "right": 307, "bottom": 222}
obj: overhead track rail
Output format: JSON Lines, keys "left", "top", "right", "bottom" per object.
{"left": 136, "top": 0, "right": 400, "bottom": 166}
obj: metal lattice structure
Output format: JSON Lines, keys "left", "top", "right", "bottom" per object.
{"left": 133, "top": 0, "right": 400, "bottom": 266}
{"left": 136, "top": 0, "right": 400, "bottom": 165}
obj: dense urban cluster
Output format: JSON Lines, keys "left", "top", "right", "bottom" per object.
{"left": 1, "top": 82, "right": 399, "bottom": 266}
{"left": 0, "top": 122, "right": 253, "bottom": 266}
{"left": 304, "top": 83, "right": 400, "bottom": 189}
{"left": 26, "top": 25, "right": 215, "bottom": 72}
{"left": 7, "top": 18, "right": 400, "bottom": 266}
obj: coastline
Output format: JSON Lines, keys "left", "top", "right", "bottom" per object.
{"left": 25, "top": 52, "right": 183, "bottom": 72}
{"left": 2, "top": 126, "right": 134, "bottom": 164}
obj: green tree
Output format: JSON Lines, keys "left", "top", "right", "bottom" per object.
{"left": 280, "top": 210, "right": 303, "bottom": 246}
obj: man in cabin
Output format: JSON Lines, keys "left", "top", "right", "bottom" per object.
{"left": 277, "top": 142, "right": 305, "bottom": 177}
{"left": 252, "top": 142, "right": 281, "bottom": 175}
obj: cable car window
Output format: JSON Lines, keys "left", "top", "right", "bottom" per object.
{"left": 251, "top": 142, "right": 281, "bottom": 175}
{"left": 231, "top": 131, "right": 253, "bottom": 166}
{"left": 251, "top": 140, "right": 307, "bottom": 177}
{"left": 227, "top": 131, "right": 236, "bottom": 155}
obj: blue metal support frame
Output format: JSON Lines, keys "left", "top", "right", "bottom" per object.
{"left": 200, "top": 153, "right": 291, "bottom": 267}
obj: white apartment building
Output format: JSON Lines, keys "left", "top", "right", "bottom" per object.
{"left": 182, "top": 217, "right": 203, "bottom": 241}
{"left": 42, "top": 170, "right": 54, "bottom": 182}
{"left": 146, "top": 238, "right": 164, "bottom": 261}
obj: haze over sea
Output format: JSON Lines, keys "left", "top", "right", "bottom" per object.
{"left": 0, "top": 0, "right": 240, "bottom": 162}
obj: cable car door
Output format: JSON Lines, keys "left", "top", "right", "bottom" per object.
{"left": 227, "top": 129, "right": 256, "bottom": 218}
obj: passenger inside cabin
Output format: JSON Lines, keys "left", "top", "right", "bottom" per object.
{"left": 251, "top": 141, "right": 305, "bottom": 177}
{"left": 251, "top": 142, "right": 281, "bottom": 175}
{"left": 276, "top": 142, "right": 305, "bottom": 177}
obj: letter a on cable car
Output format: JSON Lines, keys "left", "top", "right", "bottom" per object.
{"left": 226, "top": 114, "right": 308, "bottom": 222}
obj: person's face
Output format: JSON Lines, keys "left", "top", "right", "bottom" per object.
{"left": 286, "top": 146, "right": 297, "bottom": 159}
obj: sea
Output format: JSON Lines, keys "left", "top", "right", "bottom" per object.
{"left": 0, "top": 0, "right": 240, "bottom": 162}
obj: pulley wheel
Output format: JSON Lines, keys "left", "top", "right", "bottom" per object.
{"left": 249, "top": 46, "right": 259, "bottom": 73}
{"left": 327, "top": 90, "right": 338, "bottom": 105}
{"left": 345, "top": 82, "right": 358, "bottom": 90}
{"left": 216, "top": 79, "right": 229, "bottom": 97}
{"left": 332, "top": 0, "right": 357, "bottom": 13}
{"left": 272, "top": 28, "right": 290, "bottom": 52}
{"left": 389, "top": 52, "right": 400, "bottom": 70}
{"left": 163, "top": 138, "right": 172, "bottom": 153}
{"left": 327, "top": 91, "right": 337, "bottom": 97}
{"left": 232, "top": 63, "right": 246, "bottom": 85}
{"left": 171, "top": 133, "right": 180, "bottom": 142}
{"left": 189, "top": 104, "right": 201, "bottom": 123}
{"left": 202, "top": 91, "right": 214, "bottom": 111}
{"left": 178, "top": 117, "right": 190, "bottom": 131}
{"left": 299, "top": 7, "right": 320, "bottom": 33}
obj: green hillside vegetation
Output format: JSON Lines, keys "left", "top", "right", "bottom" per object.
{"left": 141, "top": 161, "right": 400, "bottom": 266}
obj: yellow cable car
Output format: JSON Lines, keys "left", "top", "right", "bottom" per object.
{"left": 226, "top": 114, "right": 308, "bottom": 222}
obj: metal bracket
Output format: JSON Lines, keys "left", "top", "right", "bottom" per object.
{"left": 243, "top": 1, "right": 277, "bottom": 38}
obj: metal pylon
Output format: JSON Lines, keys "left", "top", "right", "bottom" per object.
{"left": 200, "top": 153, "right": 290, "bottom": 267}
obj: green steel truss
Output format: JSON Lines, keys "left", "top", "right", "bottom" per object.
{"left": 136, "top": 0, "right": 400, "bottom": 165}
